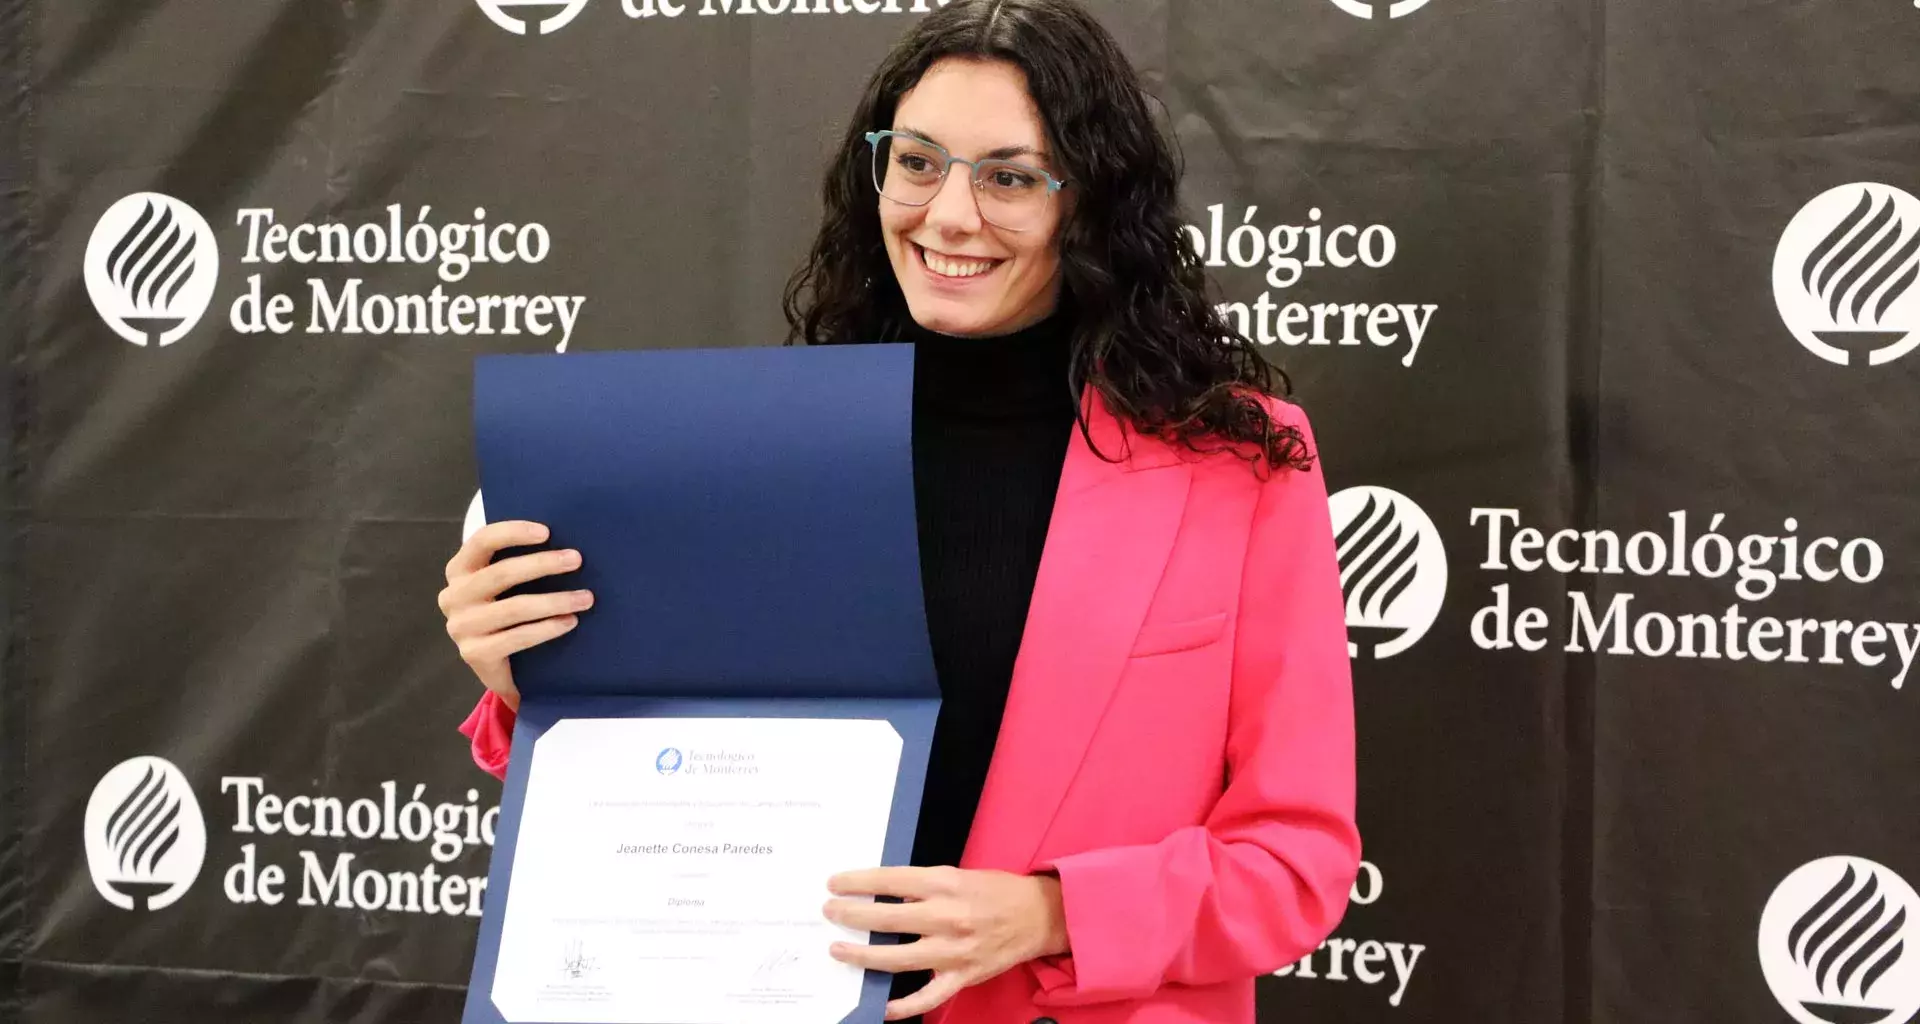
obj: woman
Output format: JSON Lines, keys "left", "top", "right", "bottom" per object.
{"left": 438, "top": 2, "right": 1360, "bottom": 1022}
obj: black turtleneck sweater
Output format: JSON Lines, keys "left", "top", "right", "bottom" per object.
{"left": 891, "top": 308, "right": 1077, "bottom": 1010}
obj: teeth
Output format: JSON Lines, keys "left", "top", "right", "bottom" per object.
{"left": 921, "top": 247, "right": 995, "bottom": 278}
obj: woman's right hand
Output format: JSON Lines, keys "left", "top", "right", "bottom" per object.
{"left": 438, "top": 520, "right": 594, "bottom": 713}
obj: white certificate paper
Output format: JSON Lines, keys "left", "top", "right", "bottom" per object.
{"left": 490, "top": 717, "right": 904, "bottom": 1024}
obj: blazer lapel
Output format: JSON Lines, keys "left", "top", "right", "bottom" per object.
{"left": 959, "top": 389, "right": 1193, "bottom": 872}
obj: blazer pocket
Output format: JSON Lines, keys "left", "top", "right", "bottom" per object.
{"left": 1128, "top": 611, "right": 1230, "bottom": 658}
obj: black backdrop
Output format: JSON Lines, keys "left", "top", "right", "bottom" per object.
{"left": 3, "top": 0, "right": 1918, "bottom": 1022}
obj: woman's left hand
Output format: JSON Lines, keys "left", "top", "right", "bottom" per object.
{"left": 823, "top": 866, "right": 1070, "bottom": 1021}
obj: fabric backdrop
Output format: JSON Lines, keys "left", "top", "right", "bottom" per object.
{"left": 1, "top": 0, "right": 1916, "bottom": 1021}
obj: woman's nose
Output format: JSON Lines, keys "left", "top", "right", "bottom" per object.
{"left": 922, "top": 165, "right": 983, "bottom": 234}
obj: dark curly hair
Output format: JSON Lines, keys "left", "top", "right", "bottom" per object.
{"left": 780, "top": 0, "right": 1313, "bottom": 476}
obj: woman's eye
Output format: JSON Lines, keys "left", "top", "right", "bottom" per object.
{"left": 989, "top": 169, "right": 1038, "bottom": 189}
{"left": 897, "top": 155, "right": 936, "bottom": 173}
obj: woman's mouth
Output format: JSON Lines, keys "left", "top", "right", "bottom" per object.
{"left": 916, "top": 244, "right": 1001, "bottom": 280}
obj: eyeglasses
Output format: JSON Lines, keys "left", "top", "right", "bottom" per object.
{"left": 864, "top": 129, "right": 1067, "bottom": 233}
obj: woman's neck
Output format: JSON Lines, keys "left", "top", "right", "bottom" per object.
{"left": 903, "top": 308, "right": 1078, "bottom": 421}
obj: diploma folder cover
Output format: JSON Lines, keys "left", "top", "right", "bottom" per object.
{"left": 462, "top": 345, "right": 940, "bottom": 1024}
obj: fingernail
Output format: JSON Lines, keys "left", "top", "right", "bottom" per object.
{"left": 575, "top": 590, "right": 595, "bottom": 608}
{"left": 561, "top": 616, "right": 580, "bottom": 630}
{"left": 534, "top": 524, "right": 550, "bottom": 541}
{"left": 562, "top": 549, "right": 582, "bottom": 567}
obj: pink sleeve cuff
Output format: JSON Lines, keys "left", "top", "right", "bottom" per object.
{"left": 457, "top": 691, "right": 516, "bottom": 780}
{"left": 1024, "top": 846, "right": 1168, "bottom": 1006}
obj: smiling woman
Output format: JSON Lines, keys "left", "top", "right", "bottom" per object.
{"left": 440, "top": 3, "right": 1360, "bottom": 1024}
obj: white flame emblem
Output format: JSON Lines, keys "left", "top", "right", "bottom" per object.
{"left": 83, "top": 193, "right": 219, "bottom": 348}
{"left": 1774, "top": 183, "right": 1920, "bottom": 366}
{"left": 473, "top": 0, "right": 591, "bottom": 34}
{"left": 1760, "top": 856, "right": 1920, "bottom": 1024}
{"left": 1328, "top": 485, "right": 1448, "bottom": 660}
{"left": 83, "top": 756, "right": 208, "bottom": 911}
{"left": 1327, "top": 0, "right": 1434, "bottom": 18}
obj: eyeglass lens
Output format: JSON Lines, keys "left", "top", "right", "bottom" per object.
{"left": 871, "top": 135, "right": 1054, "bottom": 231}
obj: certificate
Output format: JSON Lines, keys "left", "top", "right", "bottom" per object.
{"left": 463, "top": 346, "right": 939, "bottom": 1024}
{"left": 489, "top": 717, "right": 903, "bottom": 1024}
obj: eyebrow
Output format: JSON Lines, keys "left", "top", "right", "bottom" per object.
{"left": 895, "top": 126, "right": 1049, "bottom": 164}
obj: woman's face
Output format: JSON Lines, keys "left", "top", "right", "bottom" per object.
{"left": 881, "top": 57, "right": 1068, "bottom": 338}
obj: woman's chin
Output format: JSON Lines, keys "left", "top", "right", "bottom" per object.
{"left": 905, "top": 301, "right": 1001, "bottom": 339}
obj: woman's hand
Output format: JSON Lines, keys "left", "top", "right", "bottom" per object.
{"left": 437, "top": 520, "right": 593, "bottom": 712}
{"left": 822, "top": 866, "right": 1070, "bottom": 1020}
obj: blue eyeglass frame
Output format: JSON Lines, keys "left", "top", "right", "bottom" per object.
{"left": 863, "top": 130, "right": 1070, "bottom": 200}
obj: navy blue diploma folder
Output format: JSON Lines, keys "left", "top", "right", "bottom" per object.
{"left": 460, "top": 344, "right": 940, "bottom": 1024}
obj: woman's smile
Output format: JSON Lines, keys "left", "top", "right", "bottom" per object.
{"left": 915, "top": 243, "right": 1004, "bottom": 283}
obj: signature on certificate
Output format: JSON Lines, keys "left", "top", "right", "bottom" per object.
{"left": 560, "top": 939, "right": 597, "bottom": 981}
{"left": 752, "top": 947, "right": 805, "bottom": 980}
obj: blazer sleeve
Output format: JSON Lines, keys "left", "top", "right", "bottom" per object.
{"left": 1025, "top": 403, "right": 1361, "bottom": 1005}
{"left": 457, "top": 690, "right": 517, "bottom": 782}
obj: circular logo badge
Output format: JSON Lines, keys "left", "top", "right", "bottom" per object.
{"left": 1328, "top": 485, "right": 1448, "bottom": 660}
{"left": 1759, "top": 856, "right": 1920, "bottom": 1024}
{"left": 473, "top": 0, "right": 591, "bottom": 35}
{"left": 84, "top": 193, "right": 220, "bottom": 348}
{"left": 1773, "top": 183, "right": 1920, "bottom": 367}
{"left": 84, "top": 756, "right": 208, "bottom": 911}
{"left": 655, "top": 747, "right": 684, "bottom": 775}
{"left": 1326, "top": 0, "right": 1434, "bottom": 18}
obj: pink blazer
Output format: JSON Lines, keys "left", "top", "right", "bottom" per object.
{"left": 458, "top": 393, "right": 1360, "bottom": 1024}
